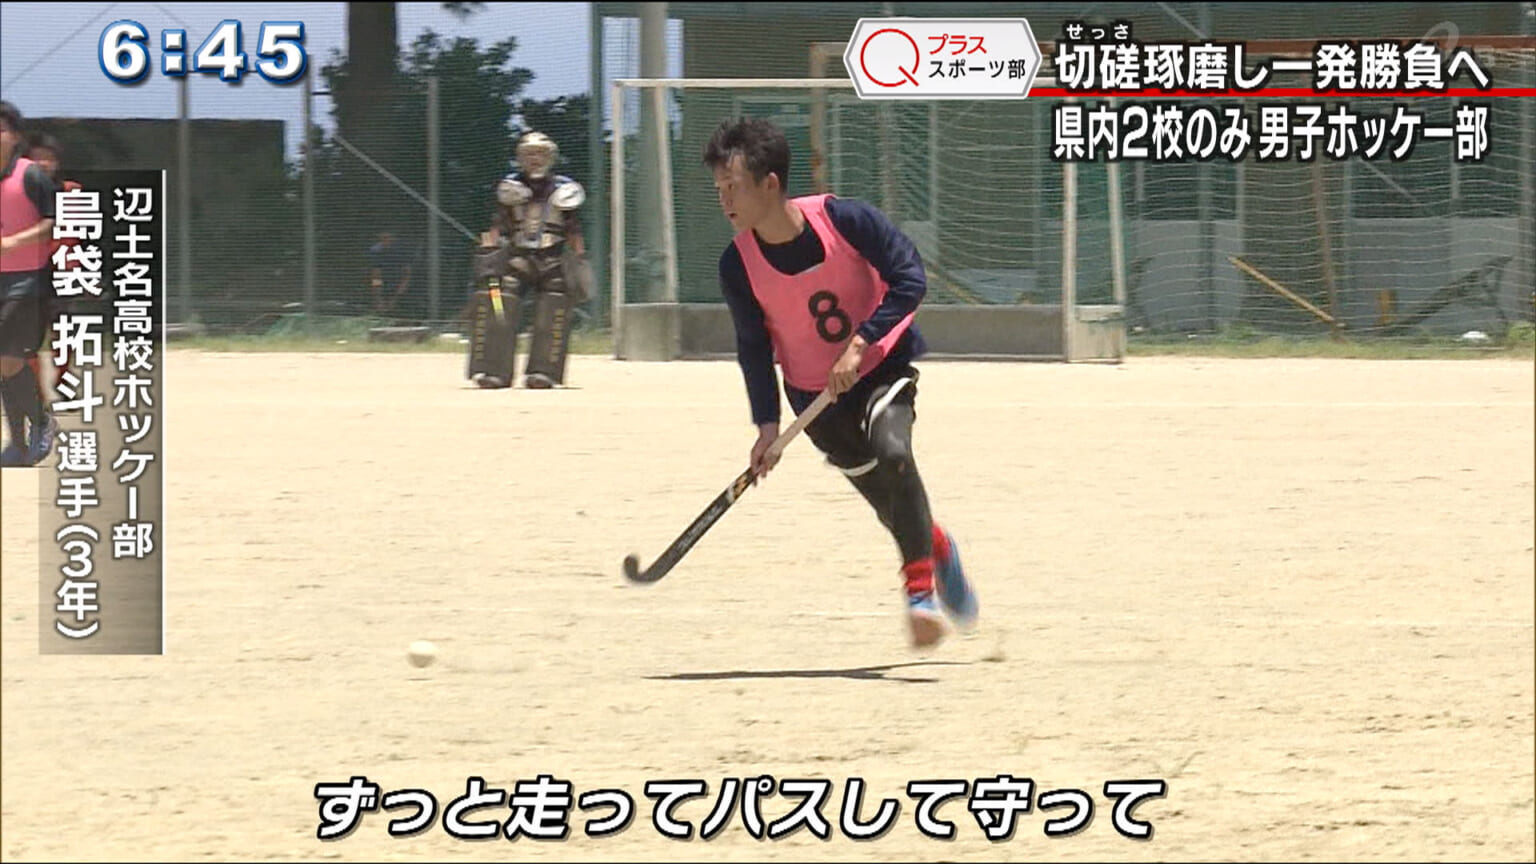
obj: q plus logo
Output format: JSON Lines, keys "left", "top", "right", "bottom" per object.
{"left": 844, "top": 18, "right": 1043, "bottom": 100}
{"left": 858, "top": 26, "right": 922, "bottom": 87}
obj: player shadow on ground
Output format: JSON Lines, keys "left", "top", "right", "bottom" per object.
{"left": 461, "top": 385, "right": 586, "bottom": 392}
{"left": 646, "top": 660, "right": 969, "bottom": 685}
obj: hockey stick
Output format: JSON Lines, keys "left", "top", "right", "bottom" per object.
{"left": 623, "top": 387, "right": 837, "bottom": 584}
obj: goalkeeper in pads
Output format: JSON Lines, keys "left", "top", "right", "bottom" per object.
{"left": 704, "top": 116, "right": 977, "bottom": 649}
{"left": 468, "top": 131, "right": 589, "bottom": 390}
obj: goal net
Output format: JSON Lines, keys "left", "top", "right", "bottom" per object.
{"left": 608, "top": 37, "right": 1534, "bottom": 360}
{"left": 1102, "top": 37, "right": 1534, "bottom": 346}
{"left": 608, "top": 70, "right": 1131, "bottom": 363}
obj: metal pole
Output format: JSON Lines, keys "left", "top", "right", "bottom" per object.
{"left": 1107, "top": 122, "right": 1127, "bottom": 310}
{"left": 652, "top": 84, "right": 677, "bottom": 304}
{"left": 1196, "top": 3, "right": 1214, "bottom": 331}
{"left": 1340, "top": 148, "right": 1352, "bottom": 329}
{"left": 1107, "top": 157, "right": 1127, "bottom": 361}
{"left": 830, "top": 100, "right": 841, "bottom": 189}
{"left": 427, "top": 75, "right": 441, "bottom": 324}
{"left": 810, "top": 46, "right": 828, "bottom": 193}
{"left": 1311, "top": 160, "right": 1340, "bottom": 341}
{"left": 588, "top": 4, "right": 607, "bottom": 327}
{"left": 639, "top": 3, "right": 667, "bottom": 302}
{"left": 1033, "top": 99, "right": 1044, "bottom": 306}
{"left": 1062, "top": 98, "right": 1078, "bottom": 363}
{"left": 881, "top": 0, "right": 895, "bottom": 217}
{"left": 928, "top": 102, "right": 939, "bottom": 271}
{"left": 611, "top": 80, "right": 626, "bottom": 357}
{"left": 178, "top": 75, "right": 192, "bottom": 323}
{"left": 302, "top": 70, "right": 316, "bottom": 327}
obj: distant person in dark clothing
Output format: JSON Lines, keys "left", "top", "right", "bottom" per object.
{"left": 366, "top": 231, "right": 419, "bottom": 319}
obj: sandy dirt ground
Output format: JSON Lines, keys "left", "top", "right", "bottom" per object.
{"left": 2, "top": 351, "right": 1533, "bottom": 862}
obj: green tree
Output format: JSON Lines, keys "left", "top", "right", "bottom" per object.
{"left": 314, "top": 2, "right": 597, "bottom": 322}
{"left": 394, "top": 29, "right": 536, "bottom": 235}
{"left": 313, "top": 29, "right": 536, "bottom": 319}
{"left": 337, "top": 0, "right": 485, "bottom": 159}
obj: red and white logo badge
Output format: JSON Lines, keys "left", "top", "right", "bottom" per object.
{"left": 844, "top": 18, "right": 1044, "bottom": 100}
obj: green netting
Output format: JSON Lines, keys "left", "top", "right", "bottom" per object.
{"left": 614, "top": 85, "right": 1122, "bottom": 314}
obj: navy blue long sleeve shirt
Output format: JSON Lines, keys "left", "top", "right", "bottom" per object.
{"left": 719, "top": 196, "right": 929, "bottom": 426}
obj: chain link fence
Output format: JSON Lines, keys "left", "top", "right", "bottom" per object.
{"left": 4, "top": 2, "right": 1532, "bottom": 351}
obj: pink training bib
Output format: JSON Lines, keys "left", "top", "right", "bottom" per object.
{"left": 732, "top": 194, "right": 914, "bottom": 393}
{"left": 1, "top": 156, "right": 49, "bottom": 273}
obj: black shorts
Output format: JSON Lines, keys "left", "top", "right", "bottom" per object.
{"left": 797, "top": 357, "right": 921, "bottom": 473}
{"left": 0, "top": 271, "right": 45, "bottom": 358}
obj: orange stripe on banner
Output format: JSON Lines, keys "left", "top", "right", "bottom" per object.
{"left": 1031, "top": 87, "right": 1536, "bottom": 98}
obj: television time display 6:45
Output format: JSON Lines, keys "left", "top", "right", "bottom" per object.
{"left": 99, "top": 19, "right": 307, "bottom": 85}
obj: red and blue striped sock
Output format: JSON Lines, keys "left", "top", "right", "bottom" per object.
{"left": 903, "top": 558, "right": 935, "bottom": 596}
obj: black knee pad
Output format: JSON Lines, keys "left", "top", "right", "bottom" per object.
{"left": 869, "top": 402, "right": 916, "bottom": 472}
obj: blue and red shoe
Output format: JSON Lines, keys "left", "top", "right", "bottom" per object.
{"left": 932, "top": 524, "right": 978, "bottom": 633}
{"left": 902, "top": 559, "right": 946, "bottom": 648}
{"left": 27, "top": 414, "right": 59, "bottom": 466}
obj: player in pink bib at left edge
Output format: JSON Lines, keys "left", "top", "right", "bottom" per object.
{"left": 0, "top": 100, "right": 61, "bottom": 468}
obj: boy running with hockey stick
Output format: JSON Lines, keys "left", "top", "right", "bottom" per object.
{"left": 0, "top": 102, "right": 59, "bottom": 468}
{"left": 704, "top": 116, "right": 977, "bottom": 649}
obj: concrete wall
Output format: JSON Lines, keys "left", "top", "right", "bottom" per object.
{"left": 1128, "top": 220, "right": 1246, "bottom": 333}
{"left": 616, "top": 302, "right": 1125, "bottom": 361}
{"left": 1122, "top": 214, "right": 1523, "bottom": 337}
{"left": 1344, "top": 217, "right": 1524, "bottom": 335}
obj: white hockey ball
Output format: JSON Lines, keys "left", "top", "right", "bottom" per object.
{"left": 407, "top": 640, "right": 437, "bottom": 668}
